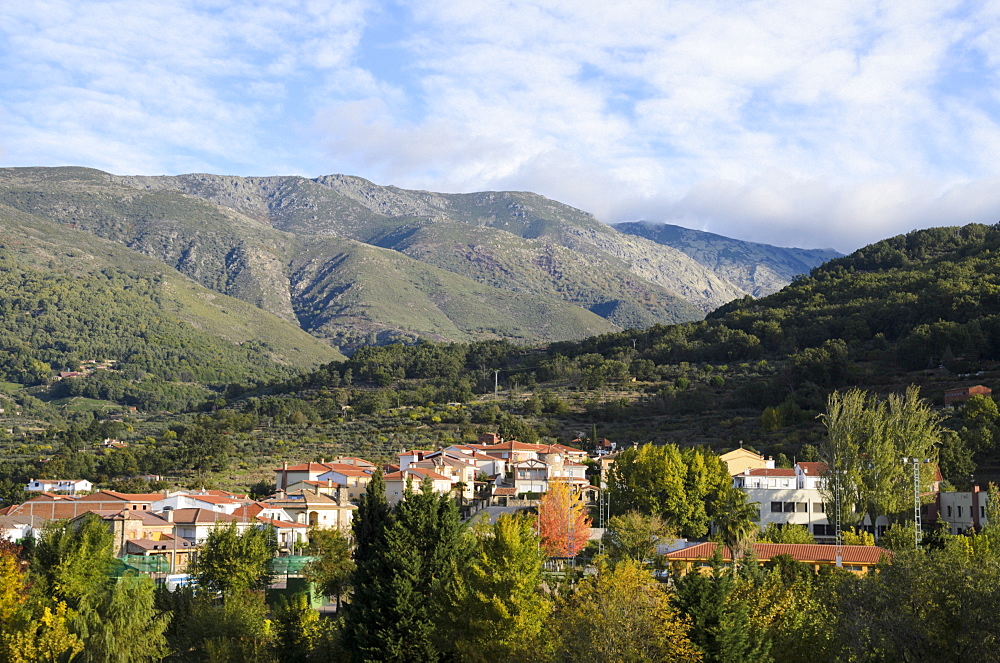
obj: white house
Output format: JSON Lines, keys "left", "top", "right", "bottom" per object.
{"left": 25, "top": 478, "right": 93, "bottom": 495}
{"left": 733, "top": 468, "right": 797, "bottom": 490}
{"left": 383, "top": 468, "right": 453, "bottom": 505}
{"left": 938, "top": 487, "right": 988, "bottom": 535}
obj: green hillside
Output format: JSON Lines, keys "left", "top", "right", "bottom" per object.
{"left": 0, "top": 201, "right": 343, "bottom": 407}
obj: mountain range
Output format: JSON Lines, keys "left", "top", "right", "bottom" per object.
{"left": 0, "top": 167, "right": 839, "bottom": 357}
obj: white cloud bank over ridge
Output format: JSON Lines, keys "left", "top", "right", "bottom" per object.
{"left": 4, "top": 0, "right": 1000, "bottom": 252}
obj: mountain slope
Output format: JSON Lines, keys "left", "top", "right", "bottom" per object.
{"left": 613, "top": 221, "right": 841, "bottom": 297}
{"left": 0, "top": 199, "right": 344, "bottom": 388}
{"left": 0, "top": 168, "right": 619, "bottom": 350}
{"left": 112, "top": 171, "right": 746, "bottom": 314}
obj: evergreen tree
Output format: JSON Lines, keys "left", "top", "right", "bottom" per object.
{"left": 672, "top": 552, "right": 771, "bottom": 663}
{"left": 344, "top": 467, "right": 393, "bottom": 660}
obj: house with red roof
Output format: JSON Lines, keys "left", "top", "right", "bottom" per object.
{"left": 383, "top": 468, "right": 453, "bottom": 505}
{"left": 665, "top": 542, "right": 890, "bottom": 574}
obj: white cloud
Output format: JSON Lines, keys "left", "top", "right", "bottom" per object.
{"left": 3, "top": 1, "right": 1000, "bottom": 252}
{"left": 305, "top": 0, "right": 1000, "bottom": 252}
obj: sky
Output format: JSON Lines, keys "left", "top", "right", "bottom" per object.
{"left": 3, "top": 1, "right": 1000, "bottom": 253}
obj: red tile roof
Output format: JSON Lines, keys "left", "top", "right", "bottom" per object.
{"left": 796, "top": 462, "right": 828, "bottom": 475}
{"left": 278, "top": 462, "right": 334, "bottom": 473}
{"left": 665, "top": 542, "right": 889, "bottom": 565}
{"left": 168, "top": 508, "right": 252, "bottom": 525}
{"left": 78, "top": 490, "right": 166, "bottom": 502}
{"left": 745, "top": 468, "right": 797, "bottom": 477}
{"left": 384, "top": 468, "right": 451, "bottom": 482}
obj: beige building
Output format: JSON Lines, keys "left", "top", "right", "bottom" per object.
{"left": 720, "top": 446, "right": 769, "bottom": 476}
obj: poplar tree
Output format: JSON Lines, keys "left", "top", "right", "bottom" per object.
{"left": 447, "top": 514, "right": 551, "bottom": 662}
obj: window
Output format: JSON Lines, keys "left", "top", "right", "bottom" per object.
{"left": 947, "top": 505, "right": 953, "bottom": 517}
{"left": 958, "top": 506, "right": 963, "bottom": 518}
{"left": 814, "top": 502, "right": 826, "bottom": 513}
{"left": 783, "top": 502, "right": 796, "bottom": 512}
{"left": 796, "top": 502, "right": 807, "bottom": 513}
{"left": 771, "top": 502, "right": 782, "bottom": 513}
{"left": 982, "top": 506, "right": 986, "bottom": 519}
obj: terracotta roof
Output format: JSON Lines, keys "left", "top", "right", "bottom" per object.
{"left": 321, "top": 465, "right": 373, "bottom": 478}
{"left": 264, "top": 490, "right": 350, "bottom": 508}
{"left": 328, "top": 456, "right": 376, "bottom": 467}
{"left": 126, "top": 537, "right": 186, "bottom": 552}
{"left": 90, "top": 510, "right": 171, "bottom": 525}
{"left": 257, "top": 517, "right": 309, "bottom": 529}
{"left": 665, "top": 542, "right": 890, "bottom": 565}
{"left": 493, "top": 487, "right": 517, "bottom": 496}
{"left": 278, "top": 462, "right": 334, "bottom": 473}
{"left": 167, "top": 508, "right": 251, "bottom": 525}
{"left": 78, "top": 490, "right": 166, "bottom": 502}
{"left": 796, "top": 462, "right": 828, "bottom": 475}
{"left": 384, "top": 468, "right": 451, "bottom": 482}
{"left": 745, "top": 468, "right": 797, "bottom": 477}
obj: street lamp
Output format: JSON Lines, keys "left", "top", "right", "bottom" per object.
{"left": 902, "top": 457, "right": 931, "bottom": 548}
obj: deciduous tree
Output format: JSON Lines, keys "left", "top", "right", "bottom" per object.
{"left": 447, "top": 514, "right": 551, "bottom": 662}
{"left": 191, "top": 522, "right": 276, "bottom": 598}
{"left": 537, "top": 479, "right": 591, "bottom": 558}
{"left": 551, "top": 559, "right": 702, "bottom": 662}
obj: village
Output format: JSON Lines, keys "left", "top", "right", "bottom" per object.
{"left": 2, "top": 422, "right": 987, "bottom": 591}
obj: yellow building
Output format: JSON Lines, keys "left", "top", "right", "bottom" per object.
{"left": 719, "top": 446, "right": 768, "bottom": 476}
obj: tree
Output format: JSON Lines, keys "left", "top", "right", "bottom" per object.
{"left": 346, "top": 476, "right": 465, "bottom": 662}
{"left": 304, "top": 527, "right": 354, "bottom": 610}
{"left": 603, "top": 511, "right": 670, "bottom": 565}
{"left": 551, "top": 559, "right": 702, "bottom": 662}
{"left": 537, "top": 479, "right": 591, "bottom": 558}
{"left": 272, "top": 592, "right": 320, "bottom": 663}
{"left": 820, "top": 386, "right": 940, "bottom": 536}
{"left": 758, "top": 523, "right": 814, "bottom": 544}
{"left": 1, "top": 601, "right": 84, "bottom": 663}
{"left": 447, "top": 514, "right": 551, "bottom": 662}
{"left": 32, "top": 514, "right": 115, "bottom": 608}
{"left": 191, "top": 522, "right": 276, "bottom": 598}
{"left": 710, "top": 489, "right": 759, "bottom": 563}
{"left": 671, "top": 553, "right": 770, "bottom": 663}
{"left": 73, "top": 575, "right": 169, "bottom": 663}
{"left": 606, "top": 443, "right": 689, "bottom": 534}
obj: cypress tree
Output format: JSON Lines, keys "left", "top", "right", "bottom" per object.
{"left": 344, "top": 467, "right": 393, "bottom": 661}
{"left": 346, "top": 474, "right": 464, "bottom": 662}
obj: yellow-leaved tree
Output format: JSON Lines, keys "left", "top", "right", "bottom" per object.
{"left": 536, "top": 479, "right": 591, "bottom": 558}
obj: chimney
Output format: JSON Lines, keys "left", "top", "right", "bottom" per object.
{"left": 165, "top": 508, "right": 174, "bottom": 522}
{"left": 281, "top": 461, "right": 288, "bottom": 490}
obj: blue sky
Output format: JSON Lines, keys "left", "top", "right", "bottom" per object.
{"left": 3, "top": 1, "right": 1000, "bottom": 252}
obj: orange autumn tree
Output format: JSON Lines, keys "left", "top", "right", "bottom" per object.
{"left": 537, "top": 479, "right": 591, "bottom": 558}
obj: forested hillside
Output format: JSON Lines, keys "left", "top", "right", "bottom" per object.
{"left": 0, "top": 200, "right": 342, "bottom": 410}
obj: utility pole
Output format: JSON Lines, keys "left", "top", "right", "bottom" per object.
{"left": 834, "top": 468, "right": 843, "bottom": 568}
{"left": 494, "top": 370, "right": 499, "bottom": 399}
{"left": 904, "top": 457, "right": 930, "bottom": 548}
